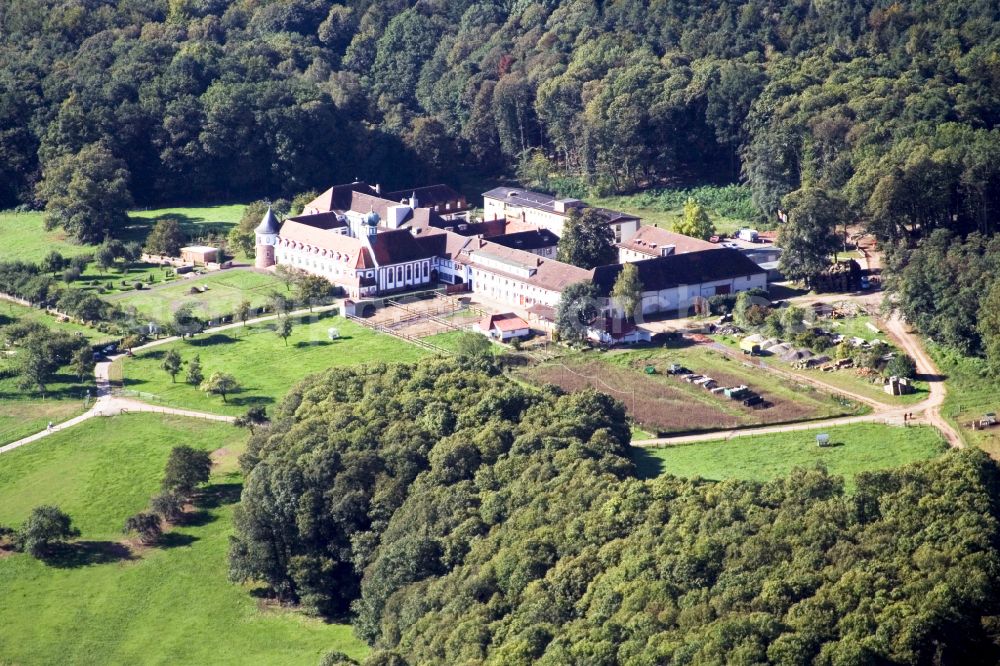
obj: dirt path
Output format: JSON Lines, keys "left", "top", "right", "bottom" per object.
{"left": 881, "top": 314, "right": 963, "bottom": 448}
{"left": 0, "top": 300, "right": 328, "bottom": 454}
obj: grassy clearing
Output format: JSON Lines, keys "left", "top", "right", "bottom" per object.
{"left": 1, "top": 203, "right": 246, "bottom": 265}
{"left": 518, "top": 345, "right": 860, "bottom": 435}
{"left": 589, "top": 192, "right": 752, "bottom": 236}
{"left": 108, "top": 268, "right": 286, "bottom": 321}
{"left": 122, "top": 315, "right": 429, "bottom": 415}
{"left": 0, "top": 414, "right": 367, "bottom": 664}
{"left": 632, "top": 423, "right": 947, "bottom": 490}
{"left": 0, "top": 211, "right": 96, "bottom": 263}
{"left": 126, "top": 203, "right": 245, "bottom": 240}
{"left": 930, "top": 343, "right": 1000, "bottom": 457}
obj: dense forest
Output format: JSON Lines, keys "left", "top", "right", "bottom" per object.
{"left": 232, "top": 358, "right": 1000, "bottom": 664}
{"left": 2, "top": 0, "right": 999, "bottom": 227}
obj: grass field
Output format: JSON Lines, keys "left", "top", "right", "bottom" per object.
{"left": 518, "top": 345, "right": 862, "bottom": 435}
{"left": 0, "top": 414, "right": 367, "bottom": 665}
{"left": 1, "top": 203, "right": 246, "bottom": 265}
{"left": 632, "top": 423, "right": 947, "bottom": 490}
{"left": 589, "top": 194, "right": 752, "bottom": 236}
{"left": 107, "top": 268, "right": 286, "bottom": 321}
{"left": 122, "top": 315, "right": 430, "bottom": 415}
{"left": 930, "top": 343, "right": 1000, "bottom": 457}
{"left": 127, "top": 203, "right": 245, "bottom": 241}
{"left": 0, "top": 211, "right": 97, "bottom": 263}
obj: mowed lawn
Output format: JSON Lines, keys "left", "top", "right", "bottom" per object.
{"left": 122, "top": 315, "right": 430, "bottom": 415}
{"left": 108, "top": 268, "right": 287, "bottom": 321}
{"left": 0, "top": 211, "right": 97, "bottom": 263}
{"left": 632, "top": 423, "right": 947, "bottom": 490}
{"left": 0, "top": 414, "right": 367, "bottom": 665}
{"left": 127, "top": 203, "right": 245, "bottom": 239}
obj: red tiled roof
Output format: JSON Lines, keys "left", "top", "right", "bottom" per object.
{"left": 619, "top": 225, "right": 716, "bottom": 256}
{"left": 479, "top": 312, "right": 529, "bottom": 333}
{"left": 279, "top": 220, "right": 372, "bottom": 269}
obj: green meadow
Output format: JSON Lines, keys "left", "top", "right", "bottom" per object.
{"left": 121, "top": 315, "right": 430, "bottom": 415}
{"left": 632, "top": 422, "right": 947, "bottom": 490}
{"left": 0, "top": 414, "right": 367, "bottom": 664}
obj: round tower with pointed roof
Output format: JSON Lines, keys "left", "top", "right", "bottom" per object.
{"left": 255, "top": 206, "right": 280, "bottom": 269}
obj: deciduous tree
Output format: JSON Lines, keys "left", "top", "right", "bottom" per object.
{"left": 161, "top": 349, "right": 183, "bottom": 383}
{"left": 777, "top": 187, "right": 846, "bottom": 284}
{"left": 201, "top": 371, "right": 239, "bottom": 402}
{"left": 36, "top": 143, "right": 132, "bottom": 244}
{"left": 15, "top": 506, "right": 79, "bottom": 558}
{"left": 162, "top": 445, "right": 212, "bottom": 496}
{"left": 674, "top": 198, "right": 716, "bottom": 240}
{"left": 610, "top": 263, "right": 643, "bottom": 320}
{"left": 557, "top": 209, "right": 617, "bottom": 269}
{"left": 123, "top": 512, "right": 162, "bottom": 545}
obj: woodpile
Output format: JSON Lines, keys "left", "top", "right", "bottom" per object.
{"left": 812, "top": 260, "right": 862, "bottom": 293}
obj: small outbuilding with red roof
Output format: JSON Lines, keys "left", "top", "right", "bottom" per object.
{"left": 474, "top": 313, "right": 531, "bottom": 340}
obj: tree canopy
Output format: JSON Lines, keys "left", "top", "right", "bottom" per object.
{"left": 674, "top": 198, "right": 715, "bottom": 240}
{"left": 0, "top": 0, "right": 993, "bottom": 258}
{"left": 229, "top": 358, "right": 1000, "bottom": 665}
{"left": 556, "top": 209, "right": 617, "bottom": 269}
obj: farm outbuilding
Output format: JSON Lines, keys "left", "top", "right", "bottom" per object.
{"left": 475, "top": 313, "right": 530, "bottom": 340}
{"left": 180, "top": 245, "right": 219, "bottom": 265}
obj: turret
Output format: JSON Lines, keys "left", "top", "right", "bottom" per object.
{"left": 255, "top": 206, "right": 280, "bottom": 269}
{"left": 364, "top": 208, "right": 380, "bottom": 237}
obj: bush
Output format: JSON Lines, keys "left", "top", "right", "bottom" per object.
{"left": 14, "top": 505, "right": 79, "bottom": 558}
{"left": 885, "top": 353, "right": 917, "bottom": 378}
{"left": 133, "top": 281, "right": 143, "bottom": 290}
{"left": 62, "top": 266, "right": 81, "bottom": 283}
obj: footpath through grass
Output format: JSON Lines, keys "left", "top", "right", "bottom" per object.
{"left": 632, "top": 423, "right": 947, "bottom": 490}
{"left": 123, "top": 315, "right": 429, "bottom": 415}
{"left": 0, "top": 414, "right": 366, "bottom": 664}
{"left": 0, "top": 300, "right": 100, "bottom": 445}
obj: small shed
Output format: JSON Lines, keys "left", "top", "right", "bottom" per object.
{"left": 816, "top": 433, "right": 830, "bottom": 447}
{"left": 476, "top": 313, "right": 530, "bottom": 340}
{"left": 180, "top": 245, "right": 219, "bottom": 265}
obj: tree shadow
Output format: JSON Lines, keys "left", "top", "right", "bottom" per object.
{"left": 229, "top": 395, "right": 274, "bottom": 408}
{"left": 294, "top": 340, "right": 331, "bottom": 348}
{"left": 197, "top": 482, "right": 243, "bottom": 509}
{"left": 42, "top": 541, "right": 135, "bottom": 568}
{"left": 158, "top": 532, "right": 199, "bottom": 549}
{"left": 186, "top": 333, "right": 238, "bottom": 347}
{"left": 177, "top": 510, "right": 217, "bottom": 527}
{"left": 628, "top": 448, "right": 666, "bottom": 480}
{"left": 915, "top": 372, "right": 947, "bottom": 383}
